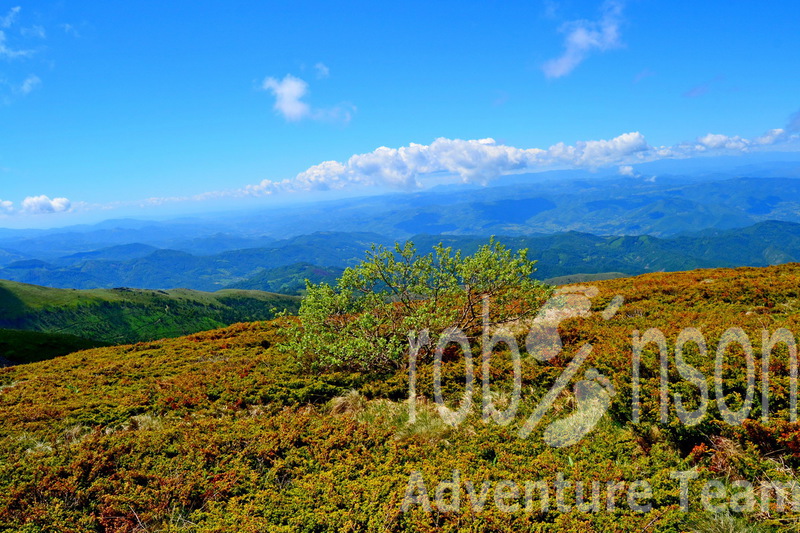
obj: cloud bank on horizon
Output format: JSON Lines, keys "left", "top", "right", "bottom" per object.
{"left": 0, "top": 195, "right": 71, "bottom": 216}
{"left": 3, "top": 115, "right": 798, "bottom": 218}
{"left": 241, "top": 119, "right": 800, "bottom": 197}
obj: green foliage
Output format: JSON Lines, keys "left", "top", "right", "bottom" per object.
{"left": 0, "top": 279, "right": 299, "bottom": 348}
{"left": 284, "top": 238, "right": 550, "bottom": 372}
{"left": 688, "top": 512, "right": 775, "bottom": 533}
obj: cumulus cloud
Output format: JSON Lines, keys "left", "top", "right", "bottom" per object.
{"left": 543, "top": 0, "right": 624, "bottom": 79}
{"left": 21, "top": 195, "right": 71, "bottom": 214}
{"left": 262, "top": 74, "right": 311, "bottom": 121}
{"left": 53, "top": 110, "right": 800, "bottom": 213}
{"left": 697, "top": 133, "right": 749, "bottom": 151}
{"left": 261, "top": 73, "right": 354, "bottom": 123}
{"left": 241, "top": 118, "right": 800, "bottom": 197}
{"left": 244, "top": 131, "right": 654, "bottom": 195}
{"left": 0, "top": 200, "right": 13, "bottom": 214}
{"left": 548, "top": 131, "right": 648, "bottom": 167}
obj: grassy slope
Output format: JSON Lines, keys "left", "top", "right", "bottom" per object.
{"left": 0, "top": 265, "right": 799, "bottom": 530}
{"left": 0, "top": 329, "right": 108, "bottom": 365}
{"left": 0, "top": 279, "right": 300, "bottom": 346}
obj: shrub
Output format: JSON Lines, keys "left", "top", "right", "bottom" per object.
{"left": 283, "top": 238, "right": 551, "bottom": 372}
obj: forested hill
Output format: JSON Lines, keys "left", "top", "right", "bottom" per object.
{"left": 0, "top": 279, "right": 298, "bottom": 363}
{"left": 2, "top": 220, "right": 800, "bottom": 291}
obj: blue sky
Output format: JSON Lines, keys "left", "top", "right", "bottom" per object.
{"left": 1, "top": 0, "right": 799, "bottom": 227}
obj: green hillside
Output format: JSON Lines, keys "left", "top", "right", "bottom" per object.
{"left": 0, "top": 264, "right": 799, "bottom": 530}
{"left": 0, "top": 329, "right": 108, "bottom": 366}
{"left": 0, "top": 279, "right": 300, "bottom": 347}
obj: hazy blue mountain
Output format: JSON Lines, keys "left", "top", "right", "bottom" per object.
{"left": 55, "top": 243, "right": 160, "bottom": 265}
{"left": 225, "top": 263, "right": 345, "bottom": 295}
{"left": 2, "top": 221, "right": 799, "bottom": 291}
{"left": 0, "top": 232, "right": 390, "bottom": 291}
{"left": 2, "top": 160, "right": 799, "bottom": 260}
{"left": 1, "top": 159, "right": 799, "bottom": 293}
{"left": 0, "top": 248, "right": 28, "bottom": 268}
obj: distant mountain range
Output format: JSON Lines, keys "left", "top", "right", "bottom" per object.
{"left": 1, "top": 161, "right": 800, "bottom": 293}
{"left": 0, "top": 221, "right": 799, "bottom": 291}
{"left": 1, "top": 172, "right": 800, "bottom": 257}
{"left": 0, "top": 233, "right": 384, "bottom": 291}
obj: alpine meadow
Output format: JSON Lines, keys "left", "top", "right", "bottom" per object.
{"left": 2, "top": 1, "right": 800, "bottom": 532}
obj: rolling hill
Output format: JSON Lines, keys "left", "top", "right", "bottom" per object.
{"left": 224, "top": 262, "right": 345, "bottom": 294}
{"left": 0, "top": 278, "right": 299, "bottom": 349}
{"left": 0, "top": 232, "right": 390, "bottom": 291}
{"left": 2, "top": 221, "right": 800, "bottom": 292}
{"left": 0, "top": 264, "right": 798, "bottom": 530}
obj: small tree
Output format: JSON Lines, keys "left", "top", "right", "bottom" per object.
{"left": 283, "top": 238, "right": 551, "bottom": 372}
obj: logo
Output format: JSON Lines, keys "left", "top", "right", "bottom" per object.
{"left": 407, "top": 286, "right": 624, "bottom": 447}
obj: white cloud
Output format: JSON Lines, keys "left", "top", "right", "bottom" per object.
{"left": 18, "top": 74, "right": 40, "bottom": 95}
{"left": 314, "top": 62, "right": 330, "bottom": 79}
{"left": 543, "top": 0, "right": 624, "bottom": 79}
{"left": 550, "top": 131, "right": 648, "bottom": 167}
{"left": 21, "top": 195, "right": 71, "bottom": 214}
{"left": 41, "top": 112, "right": 800, "bottom": 214}
{"left": 697, "top": 133, "right": 749, "bottom": 151}
{"left": 0, "top": 6, "right": 20, "bottom": 29}
{"left": 0, "top": 29, "right": 33, "bottom": 59}
{"left": 0, "top": 200, "right": 13, "bottom": 214}
{"left": 754, "top": 129, "right": 786, "bottom": 145}
{"left": 261, "top": 73, "right": 354, "bottom": 124}
{"left": 245, "top": 131, "right": 653, "bottom": 195}
{"left": 242, "top": 121, "right": 800, "bottom": 197}
{"left": 0, "top": 7, "right": 35, "bottom": 59}
{"left": 262, "top": 74, "right": 311, "bottom": 121}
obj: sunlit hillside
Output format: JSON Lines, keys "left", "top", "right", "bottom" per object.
{"left": 1, "top": 264, "right": 799, "bottom": 531}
